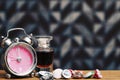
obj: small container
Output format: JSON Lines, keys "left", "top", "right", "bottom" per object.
{"left": 35, "top": 36, "right": 54, "bottom": 72}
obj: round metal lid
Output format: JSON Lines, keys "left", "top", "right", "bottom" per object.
{"left": 62, "top": 69, "right": 72, "bottom": 78}
{"left": 53, "top": 68, "right": 63, "bottom": 79}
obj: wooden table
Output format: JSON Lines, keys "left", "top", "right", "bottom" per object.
{"left": 0, "top": 70, "right": 120, "bottom": 80}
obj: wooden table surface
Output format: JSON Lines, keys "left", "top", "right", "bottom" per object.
{"left": 0, "top": 70, "right": 120, "bottom": 80}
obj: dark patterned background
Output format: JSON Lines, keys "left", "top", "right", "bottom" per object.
{"left": 0, "top": 0, "right": 120, "bottom": 70}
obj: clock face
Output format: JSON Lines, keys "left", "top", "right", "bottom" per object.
{"left": 6, "top": 44, "right": 34, "bottom": 74}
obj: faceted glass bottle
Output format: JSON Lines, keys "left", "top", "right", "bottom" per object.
{"left": 35, "top": 36, "right": 54, "bottom": 72}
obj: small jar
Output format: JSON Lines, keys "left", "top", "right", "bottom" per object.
{"left": 35, "top": 36, "right": 54, "bottom": 72}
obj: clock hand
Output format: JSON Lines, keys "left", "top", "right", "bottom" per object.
{"left": 11, "top": 59, "right": 17, "bottom": 61}
{"left": 17, "top": 47, "right": 21, "bottom": 57}
{"left": 8, "top": 58, "right": 17, "bottom": 61}
{"left": 9, "top": 55, "right": 15, "bottom": 59}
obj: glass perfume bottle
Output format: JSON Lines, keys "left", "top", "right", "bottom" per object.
{"left": 35, "top": 36, "right": 54, "bottom": 72}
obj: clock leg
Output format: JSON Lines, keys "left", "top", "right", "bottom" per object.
{"left": 35, "top": 72, "right": 39, "bottom": 77}
{"left": 5, "top": 73, "right": 11, "bottom": 79}
{"left": 30, "top": 72, "right": 35, "bottom": 77}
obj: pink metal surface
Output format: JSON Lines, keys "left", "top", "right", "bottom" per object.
{"left": 7, "top": 45, "right": 33, "bottom": 73}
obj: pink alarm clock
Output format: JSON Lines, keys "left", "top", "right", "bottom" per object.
{"left": 1, "top": 28, "right": 37, "bottom": 78}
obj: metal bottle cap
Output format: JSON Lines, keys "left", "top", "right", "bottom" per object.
{"left": 39, "top": 71, "right": 48, "bottom": 76}
{"left": 38, "top": 71, "right": 53, "bottom": 80}
{"left": 72, "top": 70, "right": 83, "bottom": 78}
{"left": 93, "top": 69, "right": 103, "bottom": 79}
{"left": 62, "top": 69, "right": 72, "bottom": 78}
{"left": 53, "top": 68, "right": 63, "bottom": 79}
{"left": 83, "top": 71, "right": 94, "bottom": 78}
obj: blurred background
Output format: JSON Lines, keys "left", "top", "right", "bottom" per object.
{"left": 0, "top": 0, "right": 120, "bottom": 70}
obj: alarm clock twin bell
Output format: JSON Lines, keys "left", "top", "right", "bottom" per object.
{"left": 0, "top": 28, "right": 53, "bottom": 78}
